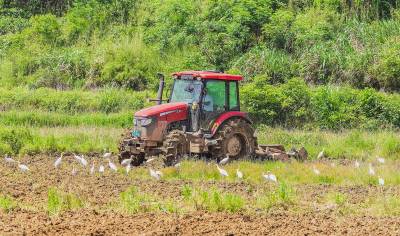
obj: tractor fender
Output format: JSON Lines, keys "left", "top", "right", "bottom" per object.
{"left": 210, "top": 111, "right": 252, "bottom": 137}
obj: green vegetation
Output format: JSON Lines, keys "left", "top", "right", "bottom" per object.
{"left": 1, "top": 0, "right": 400, "bottom": 130}
{"left": 118, "top": 186, "right": 178, "bottom": 213}
{"left": 257, "top": 182, "right": 296, "bottom": 211}
{"left": 0, "top": 195, "right": 16, "bottom": 213}
{"left": 47, "top": 187, "right": 84, "bottom": 216}
{"left": 180, "top": 186, "right": 245, "bottom": 213}
{"left": 0, "top": 126, "right": 120, "bottom": 154}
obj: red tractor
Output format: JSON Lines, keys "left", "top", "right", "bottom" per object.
{"left": 119, "top": 71, "right": 304, "bottom": 166}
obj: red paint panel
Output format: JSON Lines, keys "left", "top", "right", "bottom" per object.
{"left": 211, "top": 111, "right": 249, "bottom": 135}
{"left": 172, "top": 71, "right": 243, "bottom": 81}
{"left": 135, "top": 102, "right": 188, "bottom": 117}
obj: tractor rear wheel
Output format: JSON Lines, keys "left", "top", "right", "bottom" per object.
{"left": 162, "top": 130, "right": 188, "bottom": 166}
{"left": 211, "top": 118, "right": 256, "bottom": 161}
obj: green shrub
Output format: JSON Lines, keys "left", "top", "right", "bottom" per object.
{"left": 29, "top": 14, "right": 61, "bottom": 44}
{"left": 370, "top": 37, "right": 400, "bottom": 91}
{"left": 292, "top": 8, "right": 340, "bottom": 48}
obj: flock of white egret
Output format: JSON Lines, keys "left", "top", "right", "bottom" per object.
{"left": 1, "top": 151, "right": 388, "bottom": 185}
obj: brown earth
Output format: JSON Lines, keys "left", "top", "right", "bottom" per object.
{"left": 1, "top": 210, "right": 400, "bottom": 235}
{"left": 1, "top": 155, "right": 400, "bottom": 235}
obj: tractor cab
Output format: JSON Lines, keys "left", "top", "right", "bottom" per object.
{"left": 169, "top": 71, "right": 241, "bottom": 133}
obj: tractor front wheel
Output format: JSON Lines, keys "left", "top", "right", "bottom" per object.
{"left": 162, "top": 130, "right": 189, "bottom": 166}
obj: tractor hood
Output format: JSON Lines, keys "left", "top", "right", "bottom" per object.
{"left": 134, "top": 102, "right": 188, "bottom": 118}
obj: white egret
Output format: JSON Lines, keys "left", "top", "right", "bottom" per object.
{"left": 108, "top": 159, "right": 118, "bottom": 172}
{"left": 219, "top": 155, "right": 230, "bottom": 165}
{"left": 378, "top": 176, "right": 385, "bottom": 186}
{"left": 4, "top": 155, "right": 16, "bottom": 163}
{"left": 369, "top": 163, "right": 375, "bottom": 176}
{"left": 90, "top": 163, "right": 95, "bottom": 175}
{"left": 216, "top": 164, "right": 228, "bottom": 177}
{"left": 71, "top": 166, "right": 77, "bottom": 176}
{"left": 126, "top": 164, "right": 131, "bottom": 174}
{"left": 149, "top": 168, "right": 162, "bottom": 180}
{"left": 103, "top": 152, "right": 112, "bottom": 159}
{"left": 312, "top": 165, "right": 320, "bottom": 175}
{"left": 263, "top": 171, "right": 277, "bottom": 183}
{"left": 79, "top": 155, "right": 88, "bottom": 166}
{"left": 377, "top": 157, "right": 385, "bottom": 164}
{"left": 174, "top": 162, "right": 181, "bottom": 168}
{"left": 121, "top": 158, "right": 132, "bottom": 166}
{"left": 54, "top": 153, "right": 63, "bottom": 168}
{"left": 317, "top": 149, "right": 325, "bottom": 159}
{"left": 236, "top": 169, "right": 243, "bottom": 179}
{"left": 355, "top": 160, "right": 360, "bottom": 168}
{"left": 99, "top": 165, "right": 105, "bottom": 173}
{"left": 18, "top": 164, "right": 29, "bottom": 172}
{"left": 146, "top": 158, "right": 155, "bottom": 163}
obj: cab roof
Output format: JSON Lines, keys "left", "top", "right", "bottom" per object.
{"left": 172, "top": 71, "right": 243, "bottom": 81}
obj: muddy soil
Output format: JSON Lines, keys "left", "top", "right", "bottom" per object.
{"left": 1, "top": 210, "right": 400, "bottom": 235}
{"left": 1, "top": 155, "right": 400, "bottom": 235}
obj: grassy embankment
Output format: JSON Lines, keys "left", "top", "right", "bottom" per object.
{"left": 1, "top": 87, "right": 400, "bottom": 159}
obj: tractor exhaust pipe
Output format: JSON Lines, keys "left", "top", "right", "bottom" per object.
{"left": 156, "top": 73, "right": 165, "bottom": 105}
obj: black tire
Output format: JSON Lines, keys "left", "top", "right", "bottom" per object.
{"left": 162, "top": 130, "right": 188, "bottom": 166}
{"left": 210, "top": 118, "right": 257, "bottom": 161}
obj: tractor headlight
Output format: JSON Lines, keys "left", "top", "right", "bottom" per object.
{"left": 140, "top": 118, "right": 152, "bottom": 126}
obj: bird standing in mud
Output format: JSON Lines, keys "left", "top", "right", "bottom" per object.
{"left": 149, "top": 168, "right": 162, "bottom": 180}
{"left": 90, "top": 162, "right": 95, "bottom": 175}
{"left": 54, "top": 153, "right": 63, "bottom": 168}
{"left": 99, "top": 165, "right": 105, "bottom": 173}
{"left": 4, "top": 155, "right": 16, "bottom": 164}
{"left": 108, "top": 159, "right": 118, "bottom": 172}
{"left": 18, "top": 163, "right": 30, "bottom": 172}
{"left": 103, "top": 151, "right": 112, "bottom": 159}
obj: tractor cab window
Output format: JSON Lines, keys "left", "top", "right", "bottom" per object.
{"left": 170, "top": 79, "right": 203, "bottom": 104}
{"left": 203, "top": 80, "right": 226, "bottom": 112}
{"left": 229, "top": 81, "right": 239, "bottom": 110}
{"left": 200, "top": 80, "right": 227, "bottom": 130}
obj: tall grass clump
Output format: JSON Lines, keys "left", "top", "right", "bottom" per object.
{"left": 180, "top": 186, "right": 245, "bottom": 213}
{"left": 0, "top": 87, "right": 150, "bottom": 114}
{"left": 47, "top": 187, "right": 84, "bottom": 216}
{"left": 257, "top": 182, "right": 296, "bottom": 211}
{"left": 119, "top": 186, "right": 178, "bottom": 213}
{"left": 0, "top": 195, "right": 16, "bottom": 213}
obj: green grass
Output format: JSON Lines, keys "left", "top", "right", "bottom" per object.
{"left": 0, "top": 87, "right": 151, "bottom": 114}
{"left": 118, "top": 187, "right": 178, "bottom": 214}
{"left": 0, "top": 110, "right": 132, "bottom": 127}
{"left": 0, "top": 195, "right": 16, "bottom": 213}
{"left": 47, "top": 187, "right": 84, "bottom": 216}
{"left": 256, "top": 182, "right": 296, "bottom": 211}
{"left": 179, "top": 186, "right": 245, "bottom": 213}
{"left": 0, "top": 126, "right": 122, "bottom": 155}
{"left": 258, "top": 127, "right": 400, "bottom": 160}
